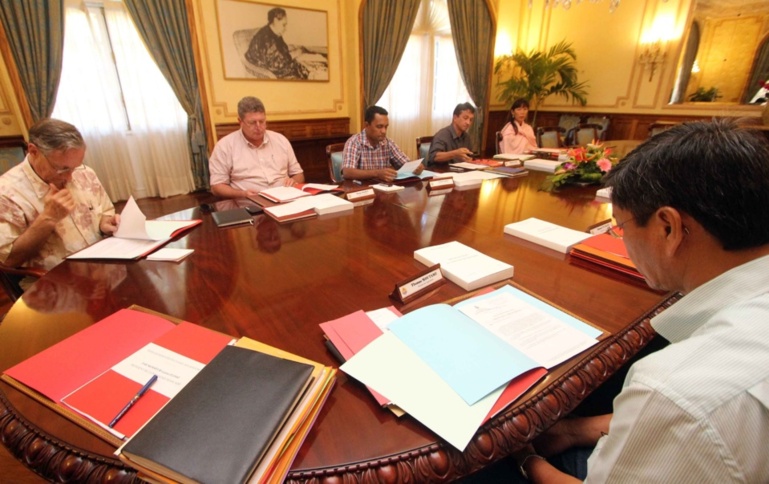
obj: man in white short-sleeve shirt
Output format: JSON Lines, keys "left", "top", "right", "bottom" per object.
{"left": 209, "top": 96, "right": 304, "bottom": 199}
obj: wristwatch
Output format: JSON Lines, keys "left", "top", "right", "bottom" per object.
{"left": 519, "top": 452, "right": 546, "bottom": 480}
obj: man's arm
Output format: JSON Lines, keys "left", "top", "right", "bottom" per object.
{"left": 432, "top": 147, "right": 473, "bottom": 164}
{"left": 211, "top": 183, "right": 259, "bottom": 199}
{"left": 3, "top": 185, "right": 74, "bottom": 267}
{"left": 342, "top": 167, "right": 397, "bottom": 182}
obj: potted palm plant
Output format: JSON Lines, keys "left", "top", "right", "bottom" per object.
{"left": 494, "top": 40, "right": 588, "bottom": 127}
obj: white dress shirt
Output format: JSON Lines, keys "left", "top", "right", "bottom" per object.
{"left": 586, "top": 254, "right": 769, "bottom": 483}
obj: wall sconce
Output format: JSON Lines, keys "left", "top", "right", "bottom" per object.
{"left": 639, "top": 41, "right": 667, "bottom": 82}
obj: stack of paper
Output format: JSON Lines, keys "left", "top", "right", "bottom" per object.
{"left": 570, "top": 233, "right": 644, "bottom": 281}
{"left": 258, "top": 186, "right": 313, "bottom": 203}
{"left": 504, "top": 218, "right": 592, "bottom": 253}
{"left": 66, "top": 196, "right": 201, "bottom": 260}
{"left": 446, "top": 170, "right": 504, "bottom": 188}
{"left": 263, "top": 193, "right": 353, "bottom": 222}
{"left": 340, "top": 284, "right": 601, "bottom": 450}
{"left": 523, "top": 158, "right": 562, "bottom": 173}
{"left": 493, "top": 153, "right": 533, "bottom": 163}
{"left": 414, "top": 241, "right": 514, "bottom": 291}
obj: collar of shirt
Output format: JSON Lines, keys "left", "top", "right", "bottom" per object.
{"left": 651, "top": 254, "right": 769, "bottom": 343}
{"left": 240, "top": 129, "right": 271, "bottom": 149}
{"left": 21, "top": 157, "right": 54, "bottom": 200}
{"left": 360, "top": 130, "right": 385, "bottom": 150}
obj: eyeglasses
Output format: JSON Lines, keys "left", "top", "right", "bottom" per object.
{"left": 608, "top": 216, "right": 634, "bottom": 239}
{"left": 41, "top": 151, "right": 85, "bottom": 174}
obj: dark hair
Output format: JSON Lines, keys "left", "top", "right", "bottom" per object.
{"left": 268, "top": 7, "right": 286, "bottom": 24}
{"left": 452, "top": 102, "right": 476, "bottom": 117}
{"left": 364, "top": 105, "right": 388, "bottom": 124}
{"left": 604, "top": 119, "right": 769, "bottom": 250}
{"left": 506, "top": 98, "right": 530, "bottom": 135}
{"left": 238, "top": 96, "right": 266, "bottom": 118}
{"left": 28, "top": 118, "right": 85, "bottom": 153}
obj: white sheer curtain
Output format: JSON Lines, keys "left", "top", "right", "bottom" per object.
{"left": 376, "top": 0, "right": 471, "bottom": 160}
{"left": 52, "top": 1, "right": 194, "bottom": 202}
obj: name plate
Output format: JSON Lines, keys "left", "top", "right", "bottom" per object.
{"left": 390, "top": 264, "right": 445, "bottom": 304}
{"left": 588, "top": 219, "right": 613, "bottom": 235}
{"left": 346, "top": 188, "right": 375, "bottom": 202}
{"left": 428, "top": 177, "right": 454, "bottom": 190}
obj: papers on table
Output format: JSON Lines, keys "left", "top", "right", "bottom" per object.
{"left": 493, "top": 153, "right": 534, "bottom": 162}
{"left": 341, "top": 285, "right": 602, "bottom": 451}
{"left": 263, "top": 193, "right": 353, "bottom": 222}
{"left": 504, "top": 217, "right": 592, "bottom": 253}
{"left": 372, "top": 183, "right": 405, "bottom": 192}
{"left": 445, "top": 170, "right": 505, "bottom": 188}
{"left": 67, "top": 197, "right": 200, "bottom": 260}
{"left": 146, "top": 248, "right": 194, "bottom": 262}
{"left": 258, "top": 186, "right": 312, "bottom": 203}
{"left": 523, "top": 158, "right": 561, "bottom": 173}
{"left": 414, "top": 241, "right": 514, "bottom": 291}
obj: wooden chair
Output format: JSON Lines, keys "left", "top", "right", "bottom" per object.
{"left": 648, "top": 121, "right": 677, "bottom": 138}
{"left": 536, "top": 126, "right": 566, "bottom": 148}
{"left": 415, "top": 135, "right": 433, "bottom": 160}
{"left": 495, "top": 131, "right": 503, "bottom": 154}
{"left": 325, "top": 142, "right": 346, "bottom": 183}
{"left": 1, "top": 263, "right": 45, "bottom": 302}
{"left": 558, "top": 114, "right": 581, "bottom": 145}
{"left": 0, "top": 136, "right": 27, "bottom": 174}
{"left": 586, "top": 116, "right": 610, "bottom": 141}
{"left": 574, "top": 123, "right": 602, "bottom": 146}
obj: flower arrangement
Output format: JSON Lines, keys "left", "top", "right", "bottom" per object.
{"left": 542, "top": 141, "right": 619, "bottom": 192}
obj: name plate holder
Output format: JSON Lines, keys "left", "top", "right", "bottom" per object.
{"left": 389, "top": 264, "right": 445, "bottom": 304}
{"left": 427, "top": 177, "right": 454, "bottom": 196}
{"left": 346, "top": 187, "right": 375, "bottom": 205}
{"left": 587, "top": 218, "right": 613, "bottom": 235}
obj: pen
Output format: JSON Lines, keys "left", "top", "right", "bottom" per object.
{"left": 108, "top": 374, "right": 158, "bottom": 428}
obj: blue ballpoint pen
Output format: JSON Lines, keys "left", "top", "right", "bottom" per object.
{"left": 108, "top": 374, "right": 158, "bottom": 428}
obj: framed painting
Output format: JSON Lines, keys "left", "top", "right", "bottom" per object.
{"left": 216, "top": 0, "right": 329, "bottom": 81}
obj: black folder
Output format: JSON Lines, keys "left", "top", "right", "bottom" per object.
{"left": 211, "top": 207, "right": 254, "bottom": 227}
{"left": 120, "top": 346, "right": 314, "bottom": 484}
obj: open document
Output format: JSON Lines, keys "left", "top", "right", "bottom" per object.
{"left": 67, "top": 196, "right": 201, "bottom": 260}
{"left": 341, "top": 284, "right": 602, "bottom": 450}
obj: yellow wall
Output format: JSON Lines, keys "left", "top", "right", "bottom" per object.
{"left": 0, "top": 0, "right": 763, "bottom": 142}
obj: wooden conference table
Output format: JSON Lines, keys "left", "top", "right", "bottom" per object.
{"left": 0, "top": 171, "right": 674, "bottom": 483}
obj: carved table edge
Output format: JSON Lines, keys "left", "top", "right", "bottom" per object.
{"left": 0, "top": 390, "right": 140, "bottom": 483}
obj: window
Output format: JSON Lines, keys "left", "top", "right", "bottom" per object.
{"left": 52, "top": 0, "right": 194, "bottom": 201}
{"left": 375, "top": 0, "right": 471, "bottom": 159}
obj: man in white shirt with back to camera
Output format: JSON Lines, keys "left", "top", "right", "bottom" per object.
{"left": 209, "top": 96, "right": 304, "bottom": 199}
{"left": 512, "top": 119, "right": 769, "bottom": 483}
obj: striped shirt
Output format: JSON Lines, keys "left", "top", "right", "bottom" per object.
{"left": 586, "top": 254, "right": 769, "bottom": 482}
{"left": 341, "top": 130, "right": 409, "bottom": 172}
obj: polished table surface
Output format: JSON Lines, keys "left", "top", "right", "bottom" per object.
{"left": 0, "top": 171, "right": 673, "bottom": 483}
